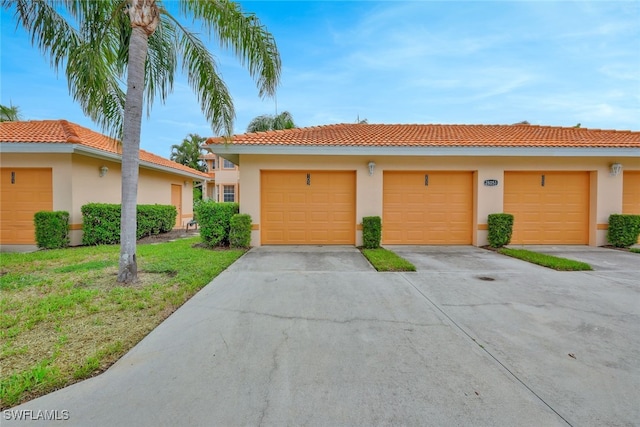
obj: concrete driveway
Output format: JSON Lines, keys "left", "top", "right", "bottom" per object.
{"left": 391, "top": 245, "right": 640, "bottom": 427}
{"left": 5, "top": 246, "right": 639, "bottom": 426}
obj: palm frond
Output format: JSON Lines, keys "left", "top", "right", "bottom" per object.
{"left": 0, "top": 103, "right": 23, "bottom": 121}
{"left": 176, "top": 25, "right": 234, "bottom": 136}
{"left": 247, "top": 115, "right": 274, "bottom": 133}
{"left": 65, "top": 2, "right": 126, "bottom": 138}
{"left": 273, "top": 111, "right": 295, "bottom": 130}
{"left": 170, "top": 133, "right": 207, "bottom": 172}
{"left": 4, "top": 0, "right": 81, "bottom": 71}
{"left": 247, "top": 111, "right": 295, "bottom": 132}
{"left": 144, "top": 13, "right": 177, "bottom": 115}
{"left": 180, "top": 0, "right": 281, "bottom": 98}
{"left": 4, "top": 0, "right": 281, "bottom": 139}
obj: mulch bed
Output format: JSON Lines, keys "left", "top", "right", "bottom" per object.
{"left": 137, "top": 229, "right": 200, "bottom": 244}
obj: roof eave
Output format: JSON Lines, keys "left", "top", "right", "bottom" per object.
{"left": 137, "top": 160, "right": 209, "bottom": 181}
{"left": 0, "top": 142, "right": 209, "bottom": 181}
{"left": 1, "top": 142, "right": 76, "bottom": 153}
{"left": 204, "top": 144, "right": 640, "bottom": 158}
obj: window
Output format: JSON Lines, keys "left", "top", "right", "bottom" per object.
{"left": 209, "top": 158, "right": 216, "bottom": 170}
{"left": 207, "top": 186, "right": 217, "bottom": 200}
{"left": 223, "top": 159, "right": 235, "bottom": 169}
{"left": 223, "top": 185, "right": 235, "bottom": 202}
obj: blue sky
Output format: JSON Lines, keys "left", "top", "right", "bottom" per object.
{"left": 1, "top": 1, "right": 639, "bottom": 159}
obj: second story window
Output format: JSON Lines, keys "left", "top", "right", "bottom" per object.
{"left": 223, "top": 159, "right": 235, "bottom": 169}
{"left": 223, "top": 185, "right": 235, "bottom": 202}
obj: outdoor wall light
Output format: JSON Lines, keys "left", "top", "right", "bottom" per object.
{"left": 99, "top": 165, "right": 109, "bottom": 177}
{"left": 368, "top": 161, "right": 376, "bottom": 176}
{"left": 610, "top": 163, "right": 622, "bottom": 177}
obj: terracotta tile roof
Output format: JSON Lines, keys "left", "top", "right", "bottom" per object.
{"left": 206, "top": 123, "right": 640, "bottom": 148}
{"left": 0, "top": 120, "right": 209, "bottom": 178}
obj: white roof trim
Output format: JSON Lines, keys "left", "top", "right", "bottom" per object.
{"left": 0, "top": 142, "right": 208, "bottom": 181}
{"left": 206, "top": 144, "right": 640, "bottom": 158}
{"left": 1, "top": 142, "right": 76, "bottom": 153}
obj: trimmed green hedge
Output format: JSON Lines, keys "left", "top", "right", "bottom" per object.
{"left": 487, "top": 213, "right": 514, "bottom": 248}
{"left": 137, "top": 205, "right": 176, "bottom": 237}
{"left": 362, "top": 216, "right": 382, "bottom": 249}
{"left": 81, "top": 203, "right": 177, "bottom": 245}
{"left": 607, "top": 214, "right": 640, "bottom": 248}
{"left": 229, "top": 214, "right": 252, "bottom": 248}
{"left": 195, "top": 201, "right": 239, "bottom": 247}
{"left": 34, "top": 211, "right": 70, "bottom": 249}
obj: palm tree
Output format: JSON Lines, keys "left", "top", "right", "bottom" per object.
{"left": 0, "top": 103, "right": 22, "bottom": 121}
{"left": 247, "top": 111, "right": 295, "bottom": 132}
{"left": 170, "top": 133, "right": 207, "bottom": 172}
{"left": 3, "top": 0, "right": 280, "bottom": 283}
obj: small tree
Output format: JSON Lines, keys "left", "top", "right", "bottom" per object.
{"left": 170, "top": 133, "right": 208, "bottom": 172}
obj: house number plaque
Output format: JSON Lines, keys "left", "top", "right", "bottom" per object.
{"left": 483, "top": 179, "right": 499, "bottom": 187}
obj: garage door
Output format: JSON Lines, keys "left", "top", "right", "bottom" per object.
{"left": 504, "top": 171, "right": 589, "bottom": 244}
{"left": 261, "top": 170, "right": 356, "bottom": 244}
{"left": 383, "top": 171, "right": 473, "bottom": 244}
{"left": 623, "top": 171, "right": 640, "bottom": 243}
{"left": 0, "top": 168, "right": 53, "bottom": 244}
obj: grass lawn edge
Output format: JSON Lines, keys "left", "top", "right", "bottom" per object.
{"left": 359, "top": 247, "right": 416, "bottom": 272}
{"left": 0, "top": 237, "right": 245, "bottom": 409}
{"left": 496, "top": 247, "right": 593, "bottom": 271}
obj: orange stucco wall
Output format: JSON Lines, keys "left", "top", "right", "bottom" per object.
{"left": 238, "top": 154, "right": 640, "bottom": 247}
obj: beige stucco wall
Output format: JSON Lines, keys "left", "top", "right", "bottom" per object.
{"left": 238, "top": 154, "right": 640, "bottom": 247}
{"left": 69, "top": 155, "right": 122, "bottom": 244}
{"left": 203, "top": 155, "right": 240, "bottom": 202}
{"left": 1, "top": 152, "right": 195, "bottom": 247}
{"left": 137, "top": 166, "right": 195, "bottom": 223}
{"left": 212, "top": 168, "right": 240, "bottom": 202}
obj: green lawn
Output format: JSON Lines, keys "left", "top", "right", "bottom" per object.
{"left": 498, "top": 248, "right": 592, "bottom": 271}
{"left": 630, "top": 248, "right": 640, "bottom": 254}
{"left": 361, "top": 248, "right": 416, "bottom": 272}
{"left": 0, "top": 238, "right": 244, "bottom": 409}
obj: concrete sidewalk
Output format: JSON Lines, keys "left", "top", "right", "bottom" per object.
{"left": 5, "top": 246, "right": 638, "bottom": 426}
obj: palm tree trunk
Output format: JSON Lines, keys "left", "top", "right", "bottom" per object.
{"left": 117, "top": 0, "right": 158, "bottom": 283}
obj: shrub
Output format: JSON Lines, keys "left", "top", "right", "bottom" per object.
{"left": 193, "top": 186, "right": 202, "bottom": 204}
{"left": 362, "top": 216, "right": 382, "bottom": 249}
{"left": 195, "top": 201, "right": 239, "bottom": 247}
{"left": 82, "top": 204, "right": 121, "bottom": 245}
{"left": 137, "top": 205, "right": 177, "bottom": 238}
{"left": 229, "top": 214, "right": 252, "bottom": 248}
{"left": 607, "top": 214, "right": 640, "bottom": 248}
{"left": 487, "top": 213, "right": 514, "bottom": 248}
{"left": 34, "top": 211, "right": 70, "bottom": 249}
{"left": 81, "top": 203, "right": 177, "bottom": 245}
